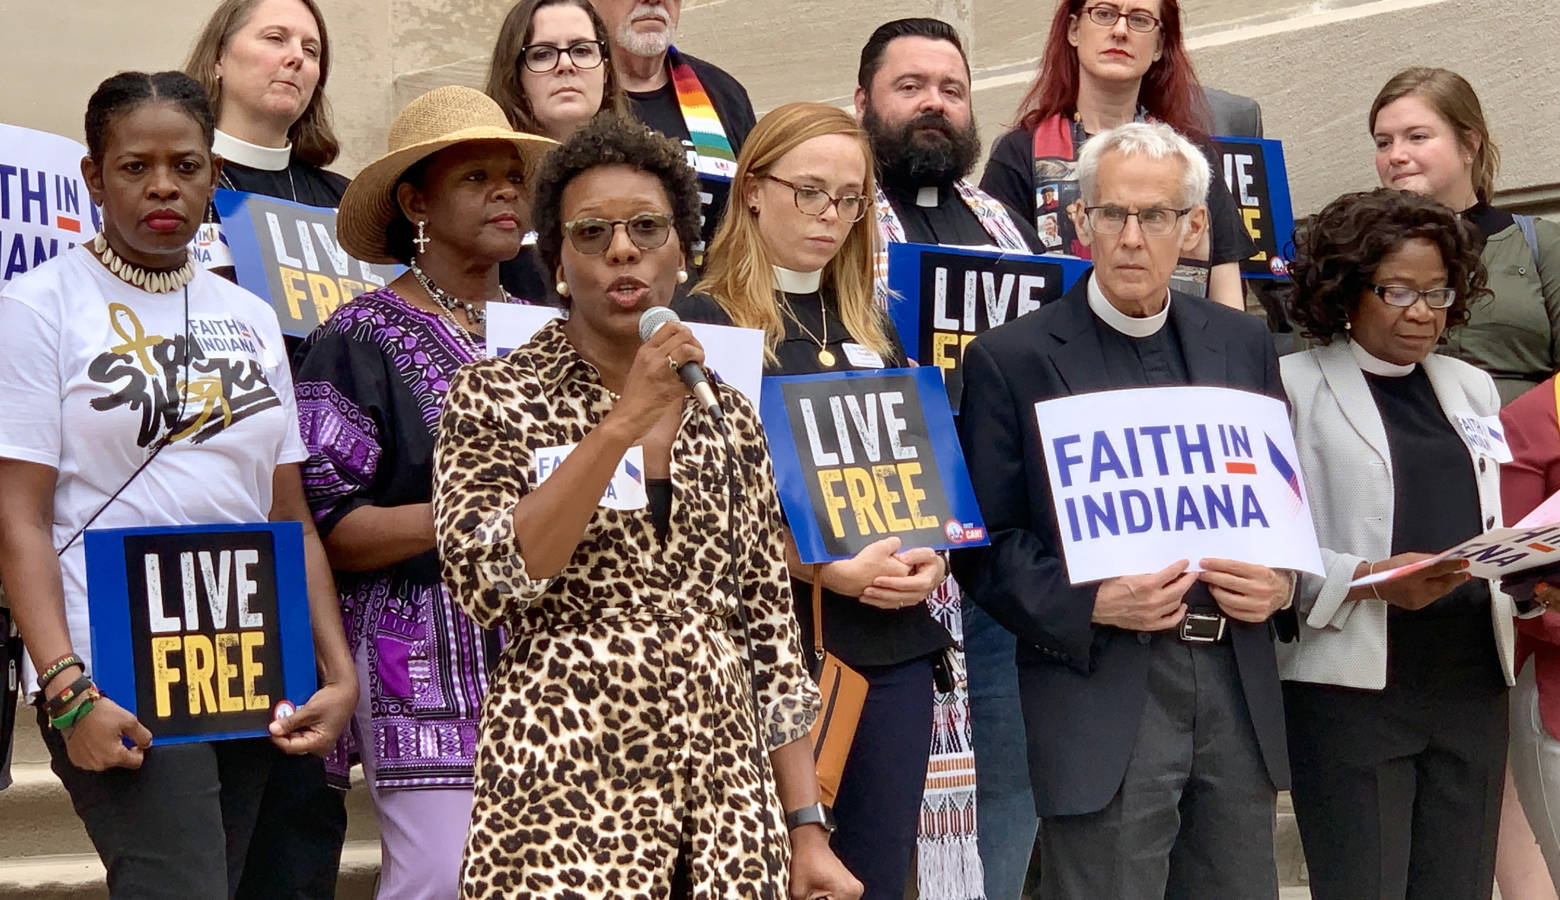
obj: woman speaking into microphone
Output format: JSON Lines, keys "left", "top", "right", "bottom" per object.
{"left": 432, "top": 112, "right": 860, "bottom": 899}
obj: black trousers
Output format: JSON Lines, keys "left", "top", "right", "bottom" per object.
{"left": 40, "top": 707, "right": 276, "bottom": 899}
{"left": 829, "top": 655, "right": 935, "bottom": 900}
{"left": 235, "top": 752, "right": 347, "bottom": 899}
{"left": 1284, "top": 619, "right": 1508, "bottom": 900}
{"left": 1038, "top": 636, "right": 1278, "bottom": 900}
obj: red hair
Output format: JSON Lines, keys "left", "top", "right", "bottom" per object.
{"left": 1015, "top": 0, "right": 1210, "bottom": 140}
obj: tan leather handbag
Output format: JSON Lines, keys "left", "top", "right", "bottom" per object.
{"left": 806, "top": 566, "right": 868, "bottom": 807}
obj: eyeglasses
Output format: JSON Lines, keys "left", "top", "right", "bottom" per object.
{"left": 562, "top": 213, "right": 673, "bottom": 254}
{"left": 520, "top": 40, "right": 607, "bottom": 73}
{"left": 762, "top": 175, "right": 870, "bottom": 224}
{"left": 1081, "top": 4, "right": 1162, "bottom": 33}
{"left": 1370, "top": 283, "right": 1457, "bottom": 309}
{"left": 1083, "top": 205, "right": 1191, "bottom": 236}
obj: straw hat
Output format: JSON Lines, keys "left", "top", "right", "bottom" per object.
{"left": 337, "top": 85, "right": 557, "bottom": 264}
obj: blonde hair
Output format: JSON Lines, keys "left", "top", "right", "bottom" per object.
{"left": 695, "top": 102, "right": 894, "bottom": 365}
{"left": 1371, "top": 67, "right": 1500, "bottom": 201}
{"left": 184, "top": 0, "right": 340, "bottom": 167}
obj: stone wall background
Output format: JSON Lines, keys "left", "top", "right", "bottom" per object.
{"left": 3, "top": 0, "right": 1555, "bottom": 216}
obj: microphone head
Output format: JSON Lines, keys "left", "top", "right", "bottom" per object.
{"left": 638, "top": 305, "right": 680, "bottom": 343}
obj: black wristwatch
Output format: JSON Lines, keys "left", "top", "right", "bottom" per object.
{"left": 784, "top": 802, "right": 836, "bottom": 833}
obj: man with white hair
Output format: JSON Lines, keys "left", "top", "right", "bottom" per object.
{"left": 951, "top": 122, "right": 1294, "bottom": 898}
{"left": 590, "top": 0, "right": 754, "bottom": 266}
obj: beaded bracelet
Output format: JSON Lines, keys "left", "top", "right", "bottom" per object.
{"left": 50, "top": 686, "right": 101, "bottom": 731}
{"left": 45, "top": 674, "right": 95, "bottom": 718}
{"left": 37, "top": 654, "right": 84, "bottom": 691}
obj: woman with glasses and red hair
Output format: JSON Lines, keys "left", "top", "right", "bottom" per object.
{"left": 979, "top": 0, "right": 1255, "bottom": 309}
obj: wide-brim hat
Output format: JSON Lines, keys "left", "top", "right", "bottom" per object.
{"left": 337, "top": 85, "right": 557, "bottom": 264}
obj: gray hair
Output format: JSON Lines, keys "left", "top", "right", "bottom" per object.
{"left": 1077, "top": 122, "right": 1212, "bottom": 215}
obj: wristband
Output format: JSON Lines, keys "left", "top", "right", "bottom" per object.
{"left": 45, "top": 674, "right": 95, "bottom": 718}
{"left": 50, "top": 687, "right": 100, "bottom": 731}
{"left": 37, "top": 654, "right": 84, "bottom": 691}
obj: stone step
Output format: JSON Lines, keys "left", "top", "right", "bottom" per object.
{"left": 0, "top": 842, "right": 381, "bottom": 899}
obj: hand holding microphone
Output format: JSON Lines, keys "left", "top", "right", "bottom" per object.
{"left": 637, "top": 307, "right": 724, "bottom": 422}
{"left": 606, "top": 307, "right": 713, "bottom": 441}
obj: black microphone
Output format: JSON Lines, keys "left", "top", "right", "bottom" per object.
{"left": 638, "top": 306, "right": 724, "bottom": 422}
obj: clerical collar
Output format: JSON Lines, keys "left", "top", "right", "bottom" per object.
{"left": 773, "top": 265, "right": 822, "bottom": 293}
{"left": 882, "top": 175, "right": 950, "bottom": 208}
{"left": 1348, "top": 337, "right": 1416, "bottom": 377}
{"left": 213, "top": 129, "right": 292, "bottom": 172}
{"left": 1087, "top": 273, "right": 1170, "bottom": 338}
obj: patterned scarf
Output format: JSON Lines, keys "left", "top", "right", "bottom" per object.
{"left": 666, "top": 47, "right": 737, "bottom": 183}
{"left": 871, "top": 178, "right": 1029, "bottom": 899}
{"left": 873, "top": 179, "right": 1035, "bottom": 307}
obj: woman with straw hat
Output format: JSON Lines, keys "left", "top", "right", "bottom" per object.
{"left": 292, "top": 84, "right": 553, "bottom": 900}
{"left": 433, "top": 112, "right": 862, "bottom": 900}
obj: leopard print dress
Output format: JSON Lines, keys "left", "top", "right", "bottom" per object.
{"left": 433, "top": 321, "right": 820, "bottom": 899}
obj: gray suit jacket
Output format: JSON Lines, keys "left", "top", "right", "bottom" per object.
{"left": 1278, "top": 341, "right": 1516, "bottom": 690}
{"left": 1205, "top": 87, "right": 1263, "bottom": 139}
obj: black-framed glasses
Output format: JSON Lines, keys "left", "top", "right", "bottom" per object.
{"left": 562, "top": 213, "right": 673, "bottom": 254}
{"left": 520, "top": 40, "right": 607, "bottom": 73}
{"left": 763, "top": 175, "right": 869, "bottom": 224}
{"left": 1082, "top": 4, "right": 1162, "bottom": 32}
{"left": 1083, "top": 205, "right": 1191, "bottom": 236}
{"left": 1370, "top": 283, "right": 1457, "bottom": 309}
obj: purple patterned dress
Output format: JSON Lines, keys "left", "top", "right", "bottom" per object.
{"left": 294, "top": 287, "right": 495, "bottom": 789}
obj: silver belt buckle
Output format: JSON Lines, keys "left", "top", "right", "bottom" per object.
{"left": 1179, "top": 612, "right": 1227, "bottom": 643}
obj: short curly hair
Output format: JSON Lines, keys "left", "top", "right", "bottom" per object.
{"left": 1285, "top": 188, "right": 1488, "bottom": 344}
{"left": 531, "top": 113, "right": 702, "bottom": 294}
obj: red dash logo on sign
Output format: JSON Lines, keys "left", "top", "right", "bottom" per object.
{"left": 55, "top": 216, "right": 80, "bottom": 233}
{"left": 1528, "top": 542, "right": 1555, "bottom": 553}
{"left": 1225, "top": 462, "right": 1257, "bottom": 475}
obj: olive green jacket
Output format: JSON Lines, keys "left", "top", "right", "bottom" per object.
{"left": 1442, "top": 216, "right": 1560, "bottom": 406}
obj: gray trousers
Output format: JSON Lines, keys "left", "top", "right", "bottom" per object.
{"left": 1039, "top": 635, "right": 1278, "bottom": 900}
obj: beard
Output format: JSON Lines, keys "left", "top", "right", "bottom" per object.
{"left": 862, "top": 104, "right": 981, "bottom": 186}
{"left": 615, "top": 4, "right": 676, "bottom": 57}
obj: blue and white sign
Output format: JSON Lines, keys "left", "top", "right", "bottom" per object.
{"left": 1035, "top": 385, "right": 1323, "bottom": 584}
{"left": 84, "top": 522, "right": 318, "bottom": 744}
{"left": 0, "top": 123, "right": 100, "bottom": 289}
{"left": 761, "top": 366, "right": 988, "bottom": 563}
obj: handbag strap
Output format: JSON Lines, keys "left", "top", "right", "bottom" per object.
{"left": 811, "top": 564, "right": 825, "bottom": 659}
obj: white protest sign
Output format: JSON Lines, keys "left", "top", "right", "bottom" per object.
{"left": 0, "top": 123, "right": 100, "bottom": 290}
{"left": 1035, "top": 385, "right": 1324, "bottom": 584}
{"left": 486, "top": 304, "right": 765, "bottom": 404}
{"left": 1351, "top": 493, "right": 1560, "bottom": 586}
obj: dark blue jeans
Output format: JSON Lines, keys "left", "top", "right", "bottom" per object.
{"left": 830, "top": 655, "right": 935, "bottom": 900}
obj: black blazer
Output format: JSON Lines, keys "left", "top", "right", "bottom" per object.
{"left": 950, "top": 276, "right": 1291, "bottom": 817}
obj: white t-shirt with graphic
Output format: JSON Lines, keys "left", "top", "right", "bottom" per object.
{"left": 0, "top": 247, "right": 307, "bottom": 695}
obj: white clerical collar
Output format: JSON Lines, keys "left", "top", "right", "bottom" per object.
{"left": 1086, "top": 273, "right": 1170, "bottom": 338}
{"left": 915, "top": 186, "right": 940, "bottom": 208}
{"left": 213, "top": 129, "right": 292, "bottom": 171}
{"left": 1348, "top": 337, "right": 1416, "bottom": 377}
{"left": 773, "top": 265, "right": 822, "bottom": 293}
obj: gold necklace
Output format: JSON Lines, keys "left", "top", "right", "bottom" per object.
{"left": 91, "top": 233, "right": 196, "bottom": 293}
{"left": 779, "top": 291, "right": 835, "bottom": 367}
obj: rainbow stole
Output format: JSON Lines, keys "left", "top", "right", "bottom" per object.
{"left": 667, "top": 48, "right": 736, "bottom": 183}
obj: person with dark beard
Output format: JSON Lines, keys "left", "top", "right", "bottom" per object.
{"left": 857, "top": 18, "right": 1045, "bottom": 294}
{"left": 853, "top": 17, "right": 1046, "bottom": 899}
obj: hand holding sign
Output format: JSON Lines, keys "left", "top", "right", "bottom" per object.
{"left": 1092, "top": 559, "right": 1196, "bottom": 632}
{"left": 62, "top": 694, "right": 153, "bottom": 772}
{"left": 268, "top": 677, "right": 355, "bottom": 756}
{"left": 861, "top": 545, "right": 947, "bottom": 610}
{"left": 1198, "top": 558, "right": 1292, "bottom": 623}
{"left": 1354, "top": 553, "right": 1471, "bottom": 611}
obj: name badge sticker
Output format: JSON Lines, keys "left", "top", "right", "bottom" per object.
{"left": 1455, "top": 413, "right": 1513, "bottom": 464}
{"left": 841, "top": 342, "right": 885, "bottom": 369}
{"left": 534, "top": 443, "right": 648, "bottom": 511}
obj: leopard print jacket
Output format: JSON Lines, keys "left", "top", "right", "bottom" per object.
{"left": 433, "top": 320, "right": 820, "bottom": 898}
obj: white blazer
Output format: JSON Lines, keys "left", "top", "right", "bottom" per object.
{"left": 1279, "top": 340, "right": 1516, "bottom": 690}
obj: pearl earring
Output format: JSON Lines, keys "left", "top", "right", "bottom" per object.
{"left": 413, "top": 220, "right": 430, "bottom": 254}
{"left": 676, "top": 270, "right": 689, "bottom": 284}
{"left": 555, "top": 281, "right": 570, "bottom": 297}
